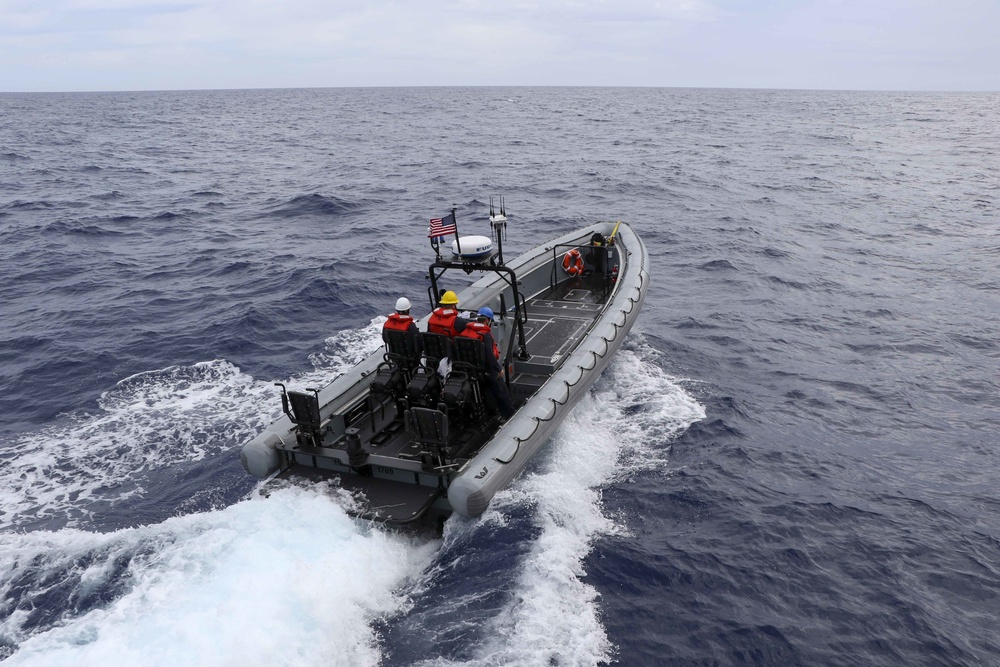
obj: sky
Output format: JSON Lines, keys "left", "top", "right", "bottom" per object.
{"left": 1, "top": 0, "right": 998, "bottom": 93}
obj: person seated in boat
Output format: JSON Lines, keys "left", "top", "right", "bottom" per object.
{"left": 382, "top": 296, "right": 422, "bottom": 365}
{"left": 427, "top": 290, "right": 468, "bottom": 338}
{"left": 584, "top": 232, "right": 608, "bottom": 275}
{"left": 458, "top": 307, "right": 514, "bottom": 419}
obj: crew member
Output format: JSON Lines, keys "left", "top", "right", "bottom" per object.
{"left": 585, "top": 232, "right": 608, "bottom": 274}
{"left": 382, "top": 297, "right": 421, "bottom": 364}
{"left": 458, "top": 307, "right": 514, "bottom": 419}
{"left": 427, "top": 290, "right": 468, "bottom": 338}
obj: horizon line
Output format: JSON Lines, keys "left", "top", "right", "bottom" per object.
{"left": 2, "top": 84, "right": 997, "bottom": 95}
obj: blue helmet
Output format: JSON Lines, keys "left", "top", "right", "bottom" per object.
{"left": 477, "top": 306, "right": 495, "bottom": 320}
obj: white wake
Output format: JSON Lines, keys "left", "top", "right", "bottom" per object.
{"left": 425, "top": 339, "right": 705, "bottom": 666}
{"left": 0, "top": 486, "right": 437, "bottom": 666}
{"left": 1, "top": 327, "right": 705, "bottom": 667}
{"left": 0, "top": 318, "right": 386, "bottom": 531}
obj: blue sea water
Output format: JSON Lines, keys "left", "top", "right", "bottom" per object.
{"left": 0, "top": 87, "right": 998, "bottom": 666}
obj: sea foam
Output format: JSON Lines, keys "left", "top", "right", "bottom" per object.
{"left": 1, "top": 485, "right": 437, "bottom": 666}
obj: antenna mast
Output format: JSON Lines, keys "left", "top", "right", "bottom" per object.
{"left": 489, "top": 195, "right": 508, "bottom": 265}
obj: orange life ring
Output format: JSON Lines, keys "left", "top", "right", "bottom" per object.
{"left": 562, "top": 248, "right": 584, "bottom": 276}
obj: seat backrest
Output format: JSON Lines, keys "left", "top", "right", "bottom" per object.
{"left": 452, "top": 336, "right": 486, "bottom": 375}
{"left": 406, "top": 407, "right": 449, "bottom": 446}
{"left": 383, "top": 329, "right": 418, "bottom": 365}
{"left": 286, "top": 390, "right": 322, "bottom": 429}
{"left": 420, "top": 332, "right": 452, "bottom": 364}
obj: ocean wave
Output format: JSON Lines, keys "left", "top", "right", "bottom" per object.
{"left": 699, "top": 258, "right": 738, "bottom": 271}
{"left": 266, "top": 193, "right": 367, "bottom": 219}
{"left": 3, "top": 200, "right": 57, "bottom": 211}
{"left": 43, "top": 220, "right": 128, "bottom": 237}
{"left": 0, "top": 360, "right": 273, "bottom": 532}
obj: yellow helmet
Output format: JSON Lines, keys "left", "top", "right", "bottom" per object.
{"left": 439, "top": 290, "right": 460, "bottom": 305}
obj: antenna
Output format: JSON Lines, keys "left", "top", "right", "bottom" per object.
{"left": 489, "top": 195, "right": 508, "bottom": 265}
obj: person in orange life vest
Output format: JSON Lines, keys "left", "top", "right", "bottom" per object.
{"left": 427, "top": 290, "right": 469, "bottom": 338}
{"left": 459, "top": 307, "right": 514, "bottom": 418}
{"left": 382, "top": 297, "right": 422, "bottom": 362}
{"left": 458, "top": 308, "right": 501, "bottom": 363}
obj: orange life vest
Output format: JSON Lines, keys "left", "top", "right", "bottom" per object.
{"left": 459, "top": 321, "right": 500, "bottom": 360}
{"left": 562, "top": 248, "right": 584, "bottom": 276}
{"left": 428, "top": 307, "right": 460, "bottom": 337}
{"left": 383, "top": 313, "right": 414, "bottom": 332}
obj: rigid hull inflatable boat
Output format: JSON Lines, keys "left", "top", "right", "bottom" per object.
{"left": 241, "top": 205, "right": 648, "bottom": 525}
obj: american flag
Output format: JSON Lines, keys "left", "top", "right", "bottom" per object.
{"left": 428, "top": 212, "right": 457, "bottom": 238}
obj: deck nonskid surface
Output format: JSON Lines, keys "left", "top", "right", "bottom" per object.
{"left": 520, "top": 273, "right": 612, "bottom": 366}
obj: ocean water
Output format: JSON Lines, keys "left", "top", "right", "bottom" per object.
{"left": 0, "top": 87, "right": 997, "bottom": 666}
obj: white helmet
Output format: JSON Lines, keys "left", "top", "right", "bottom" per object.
{"left": 395, "top": 297, "right": 411, "bottom": 312}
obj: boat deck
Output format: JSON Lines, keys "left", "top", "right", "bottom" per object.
{"left": 511, "top": 271, "right": 613, "bottom": 384}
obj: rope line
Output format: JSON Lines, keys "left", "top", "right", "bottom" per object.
{"left": 494, "top": 437, "right": 522, "bottom": 464}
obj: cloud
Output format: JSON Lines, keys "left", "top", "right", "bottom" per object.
{"left": 0, "top": 0, "right": 997, "bottom": 90}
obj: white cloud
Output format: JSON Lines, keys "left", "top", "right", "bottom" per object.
{"left": 0, "top": 0, "right": 997, "bottom": 90}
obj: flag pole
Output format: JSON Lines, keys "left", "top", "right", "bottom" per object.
{"left": 451, "top": 206, "right": 461, "bottom": 256}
